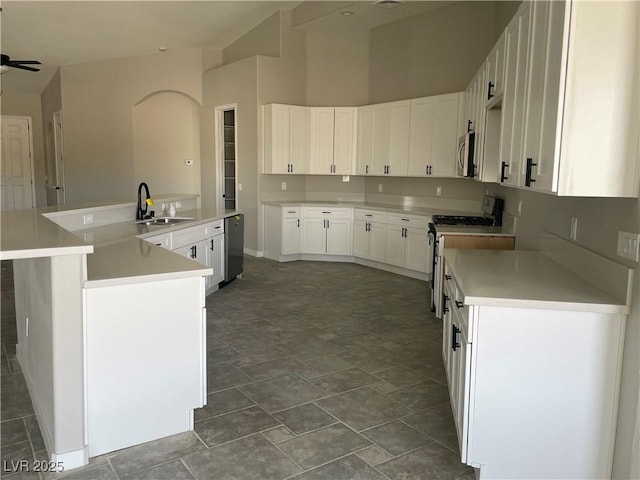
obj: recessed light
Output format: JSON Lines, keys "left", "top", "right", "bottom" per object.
{"left": 341, "top": 11, "right": 354, "bottom": 16}
{"left": 159, "top": 47, "right": 167, "bottom": 52}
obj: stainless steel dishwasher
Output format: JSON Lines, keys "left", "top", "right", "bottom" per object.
{"left": 223, "top": 214, "right": 244, "bottom": 284}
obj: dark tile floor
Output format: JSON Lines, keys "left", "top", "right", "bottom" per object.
{"left": 1, "top": 257, "right": 474, "bottom": 479}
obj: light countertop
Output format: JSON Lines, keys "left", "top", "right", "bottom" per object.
{"left": 443, "top": 249, "right": 628, "bottom": 314}
{"left": 1, "top": 200, "right": 241, "bottom": 288}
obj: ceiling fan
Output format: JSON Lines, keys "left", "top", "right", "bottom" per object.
{"left": 0, "top": 54, "right": 42, "bottom": 73}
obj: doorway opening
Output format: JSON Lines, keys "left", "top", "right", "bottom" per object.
{"left": 215, "top": 105, "right": 237, "bottom": 211}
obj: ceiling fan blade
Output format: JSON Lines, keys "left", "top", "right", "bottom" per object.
{"left": 10, "top": 60, "right": 42, "bottom": 65}
{"left": 10, "top": 64, "right": 40, "bottom": 72}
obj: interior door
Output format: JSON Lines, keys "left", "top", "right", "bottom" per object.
{"left": 1, "top": 116, "right": 35, "bottom": 211}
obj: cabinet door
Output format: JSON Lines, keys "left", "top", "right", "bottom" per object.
{"left": 385, "top": 226, "right": 406, "bottom": 267}
{"left": 263, "top": 104, "right": 289, "bottom": 174}
{"left": 404, "top": 227, "right": 428, "bottom": 272}
{"left": 282, "top": 217, "right": 301, "bottom": 255}
{"left": 326, "top": 218, "right": 352, "bottom": 255}
{"left": 333, "top": 107, "right": 355, "bottom": 175}
{"left": 456, "top": 326, "right": 471, "bottom": 462}
{"left": 368, "top": 222, "right": 387, "bottom": 263}
{"left": 208, "top": 235, "right": 225, "bottom": 287}
{"left": 289, "top": 106, "right": 309, "bottom": 174}
{"left": 372, "top": 105, "right": 391, "bottom": 175}
{"left": 499, "top": 2, "right": 531, "bottom": 187}
{"left": 472, "top": 66, "right": 488, "bottom": 180}
{"left": 430, "top": 94, "right": 461, "bottom": 178}
{"left": 523, "top": 0, "right": 565, "bottom": 193}
{"left": 388, "top": 102, "right": 411, "bottom": 176}
{"left": 301, "top": 217, "right": 326, "bottom": 254}
{"left": 486, "top": 31, "right": 506, "bottom": 103}
{"left": 353, "top": 219, "right": 369, "bottom": 259}
{"left": 174, "top": 241, "right": 207, "bottom": 267}
{"left": 356, "top": 107, "right": 374, "bottom": 175}
{"left": 408, "top": 97, "right": 435, "bottom": 177}
{"left": 310, "top": 107, "right": 335, "bottom": 175}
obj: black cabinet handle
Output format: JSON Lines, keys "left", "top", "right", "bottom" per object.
{"left": 210, "top": 239, "right": 214, "bottom": 251}
{"left": 467, "top": 120, "right": 473, "bottom": 132}
{"left": 445, "top": 274, "right": 451, "bottom": 280}
{"left": 455, "top": 300, "right": 464, "bottom": 309}
{"left": 443, "top": 295, "right": 450, "bottom": 313}
{"left": 525, "top": 157, "right": 537, "bottom": 187}
{"left": 365, "top": 165, "right": 369, "bottom": 174}
{"left": 365, "top": 214, "right": 372, "bottom": 217}
{"left": 487, "top": 81, "right": 495, "bottom": 100}
{"left": 500, "top": 161, "right": 509, "bottom": 182}
{"left": 190, "top": 245, "right": 197, "bottom": 259}
{"left": 452, "top": 324, "right": 461, "bottom": 351}
{"left": 297, "top": 219, "right": 300, "bottom": 228}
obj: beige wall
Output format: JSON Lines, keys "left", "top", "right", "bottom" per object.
{"left": 60, "top": 47, "right": 203, "bottom": 204}
{"left": 132, "top": 92, "right": 201, "bottom": 198}
{"left": 223, "top": 12, "right": 280, "bottom": 65}
{"left": 368, "top": 2, "right": 502, "bottom": 103}
{"left": 201, "top": 56, "right": 259, "bottom": 251}
{"left": 306, "top": 29, "right": 370, "bottom": 106}
{"left": 1, "top": 93, "right": 46, "bottom": 207}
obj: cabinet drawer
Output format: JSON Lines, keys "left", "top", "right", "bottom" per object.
{"left": 303, "top": 207, "right": 352, "bottom": 219}
{"left": 206, "top": 220, "right": 224, "bottom": 237}
{"left": 282, "top": 207, "right": 301, "bottom": 219}
{"left": 144, "top": 233, "right": 171, "bottom": 249}
{"left": 387, "top": 213, "right": 429, "bottom": 228}
{"left": 172, "top": 223, "right": 210, "bottom": 250}
{"left": 354, "top": 209, "right": 388, "bottom": 223}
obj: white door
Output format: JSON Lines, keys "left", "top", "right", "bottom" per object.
{"left": 332, "top": 108, "right": 355, "bottom": 175}
{"left": 385, "top": 226, "right": 406, "bottom": 267}
{"left": 405, "top": 227, "right": 428, "bottom": 272}
{"left": 1, "top": 116, "right": 35, "bottom": 211}
{"left": 352, "top": 219, "right": 369, "bottom": 259}
{"left": 282, "top": 217, "right": 301, "bottom": 255}
{"left": 310, "top": 108, "right": 335, "bottom": 174}
{"left": 302, "top": 217, "right": 326, "bottom": 254}
{"left": 369, "top": 222, "right": 388, "bottom": 263}
{"left": 326, "top": 218, "right": 351, "bottom": 255}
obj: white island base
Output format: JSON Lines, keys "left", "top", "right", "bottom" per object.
{"left": 85, "top": 276, "right": 206, "bottom": 457}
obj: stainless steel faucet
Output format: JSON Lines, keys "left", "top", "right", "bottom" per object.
{"left": 136, "top": 182, "right": 152, "bottom": 220}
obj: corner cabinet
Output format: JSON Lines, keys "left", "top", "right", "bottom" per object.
{"left": 309, "top": 107, "right": 356, "bottom": 175}
{"left": 263, "top": 104, "right": 309, "bottom": 174}
{"left": 495, "top": 0, "right": 639, "bottom": 197}
{"left": 301, "top": 207, "right": 352, "bottom": 256}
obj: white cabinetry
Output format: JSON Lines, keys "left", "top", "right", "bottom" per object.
{"left": 301, "top": 207, "right": 352, "bottom": 256}
{"left": 310, "top": 107, "right": 356, "bottom": 175}
{"left": 282, "top": 208, "right": 301, "bottom": 255}
{"left": 263, "top": 104, "right": 309, "bottom": 174}
{"left": 498, "top": 2, "right": 531, "bottom": 187}
{"left": 485, "top": 31, "right": 506, "bottom": 105}
{"left": 353, "top": 209, "right": 387, "bottom": 263}
{"left": 385, "top": 213, "right": 429, "bottom": 273}
{"left": 408, "top": 93, "right": 464, "bottom": 177}
{"left": 264, "top": 205, "right": 301, "bottom": 260}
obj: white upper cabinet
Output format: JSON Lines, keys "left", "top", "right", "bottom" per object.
{"left": 263, "top": 104, "right": 309, "bottom": 174}
{"left": 498, "top": 2, "right": 531, "bottom": 187}
{"left": 361, "top": 101, "right": 411, "bottom": 176}
{"left": 508, "top": 0, "right": 638, "bottom": 197}
{"left": 485, "top": 31, "right": 507, "bottom": 105}
{"left": 356, "top": 106, "right": 375, "bottom": 175}
{"left": 310, "top": 107, "right": 356, "bottom": 175}
{"left": 408, "top": 93, "right": 464, "bottom": 177}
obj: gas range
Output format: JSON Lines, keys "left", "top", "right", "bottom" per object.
{"left": 432, "top": 215, "right": 496, "bottom": 227}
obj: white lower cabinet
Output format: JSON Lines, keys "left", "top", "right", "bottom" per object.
{"left": 385, "top": 214, "right": 430, "bottom": 273}
{"left": 301, "top": 207, "right": 352, "bottom": 255}
{"left": 353, "top": 209, "right": 388, "bottom": 263}
{"left": 282, "top": 217, "right": 301, "bottom": 255}
{"left": 206, "top": 234, "right": 225, "bottom": 289}
{"left": 442, "top": 260, "right": 625, "bottom": 478}
{"left": 173, "top": 239, "right": 208, "bottom": 266}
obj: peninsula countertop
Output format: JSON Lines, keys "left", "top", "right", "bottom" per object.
{"left": 443, "top": 249, "right": 628, "bottom": 314}
{"left": 1, "top": 199, "right": 240, "bottom": 288}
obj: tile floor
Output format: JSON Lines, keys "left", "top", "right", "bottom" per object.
{"left": 1, "top": 257, "right": 474, "bottom": 480}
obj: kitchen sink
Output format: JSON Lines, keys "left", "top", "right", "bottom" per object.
{"left": 136, "top": 217, "right": 195, "bottom": 226}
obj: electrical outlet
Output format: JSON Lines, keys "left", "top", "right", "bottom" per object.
{"left": 436, "top": 186, "right": 442, "bottom": 197}
{"left": 175, "top": 201, "right": 182, "bottom": 209}
{"left": 185, "top": 159, "right": 194, "bottom": 166}
{"left": 570, "top": 217, "right": 578, "bottom": 241}
{"left": 83, "top": 214, "right": 93, "bottom": 225}
{"left": 238, "top": 183, "right": 243, "bottom": 192}
{"left": 617, "top": 231, "right": 640, "bottom": 261}
{"left": 517, "top": 201, "right": 522, "bottom": 216}
{"left": 342, "top": 176, "right": 350, "bottom": 182}
{"left": 281, "top": 182, "right": 287, "bottom": 191}
{"left": 378, "top": 184, "right": 383, "bottom": 193}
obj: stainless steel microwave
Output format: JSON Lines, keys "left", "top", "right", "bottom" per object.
{"left": 457, "top": 131, "right": 475, "bottom": 178}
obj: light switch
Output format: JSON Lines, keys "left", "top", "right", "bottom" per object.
{"left": 281, "top": 182, "right": 287, "bottom": 191}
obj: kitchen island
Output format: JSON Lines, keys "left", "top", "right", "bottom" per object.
{"left": 0, "top": 195, "right": 239, "bottom": 470}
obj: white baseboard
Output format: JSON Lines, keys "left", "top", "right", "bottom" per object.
{"left": 244, "top": 248, "right": 262, "bottom": 257}
{"left": 17, "top": 345, "right": 90, "bottom": 470}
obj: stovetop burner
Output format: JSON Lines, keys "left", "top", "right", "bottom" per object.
{"left": 432, "top": 215, "right": 495, "bottom": 227}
